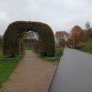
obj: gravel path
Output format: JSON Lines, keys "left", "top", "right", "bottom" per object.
{"left": 0, "top": 51, "right": 56, "bottom": 92}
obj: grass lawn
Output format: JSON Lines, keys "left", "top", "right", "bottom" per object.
{"left": 44, "top": 48, "right": 64, "bottom": 63}
{"left": 0, "top": 50, "right": 21, "bottom": 87}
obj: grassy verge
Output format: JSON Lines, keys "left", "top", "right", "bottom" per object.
{"left": 78, "top": 41, "right": 92, "bottom": 54}
{"left": 24, "top": 47, "right": 32, "bottom": 50}
{"left": 30, "top": 48, "right": 64, "bottom": 64}
{"left": 0, "top": 50, "right": 21, "bottom": 87}
{"left": 44, "top": 48, "right": 64, "bottom": 63}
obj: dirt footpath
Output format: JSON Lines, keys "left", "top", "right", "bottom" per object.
{"left": 0, "top": 51, "right": 57, "bottom": 92}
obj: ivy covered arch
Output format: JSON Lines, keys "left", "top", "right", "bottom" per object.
{"left": 3, "top": 21, "right": 55, "bottom": 56}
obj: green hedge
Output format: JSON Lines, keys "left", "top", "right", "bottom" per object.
{"left": 3, "top": 21, "right": 55, "bottom": 56}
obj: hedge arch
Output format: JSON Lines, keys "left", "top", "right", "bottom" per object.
{"left": 3, "top": 21, "right": 55, "bottom": 56}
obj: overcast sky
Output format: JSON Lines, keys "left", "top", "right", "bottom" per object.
{"left": 0, "top": 0, "right": 92, "bottom": 34}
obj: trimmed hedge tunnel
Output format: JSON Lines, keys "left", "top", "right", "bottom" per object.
{"left": 3, "top": 21, "right": 55, "bottom": 56}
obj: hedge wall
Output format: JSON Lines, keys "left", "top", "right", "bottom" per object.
{"left": 3, "top": 21, "right": 55, "bottom": 56}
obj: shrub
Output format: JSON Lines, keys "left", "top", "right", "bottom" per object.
{"left": 3, "top": 21, "right": 55, "bottom": 57}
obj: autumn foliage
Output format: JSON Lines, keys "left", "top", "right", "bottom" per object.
{"left": 67, "top": 25, "right": 84, "bottom": 48}
{"left": 55, "top": 31, "right": 68, "bottom": 47}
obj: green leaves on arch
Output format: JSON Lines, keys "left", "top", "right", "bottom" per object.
{"left": 3, "top": 21, "right": 55, "bottom": 56}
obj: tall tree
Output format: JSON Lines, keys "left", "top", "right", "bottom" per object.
{"left": 0, "top": 35, "right": 3, "bottom": 49}
{"left": 84, "top": 22, "right": 92, "bottom": 40}
{"left": 85, "top": 22, "right": 90, "bottom": 30}
{"left": 70, "top": 25, "right": 84, "bottom": 48}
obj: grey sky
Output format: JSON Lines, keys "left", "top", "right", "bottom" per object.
{"left": 0, "top": 0, "right": 92, "bottom": 34}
